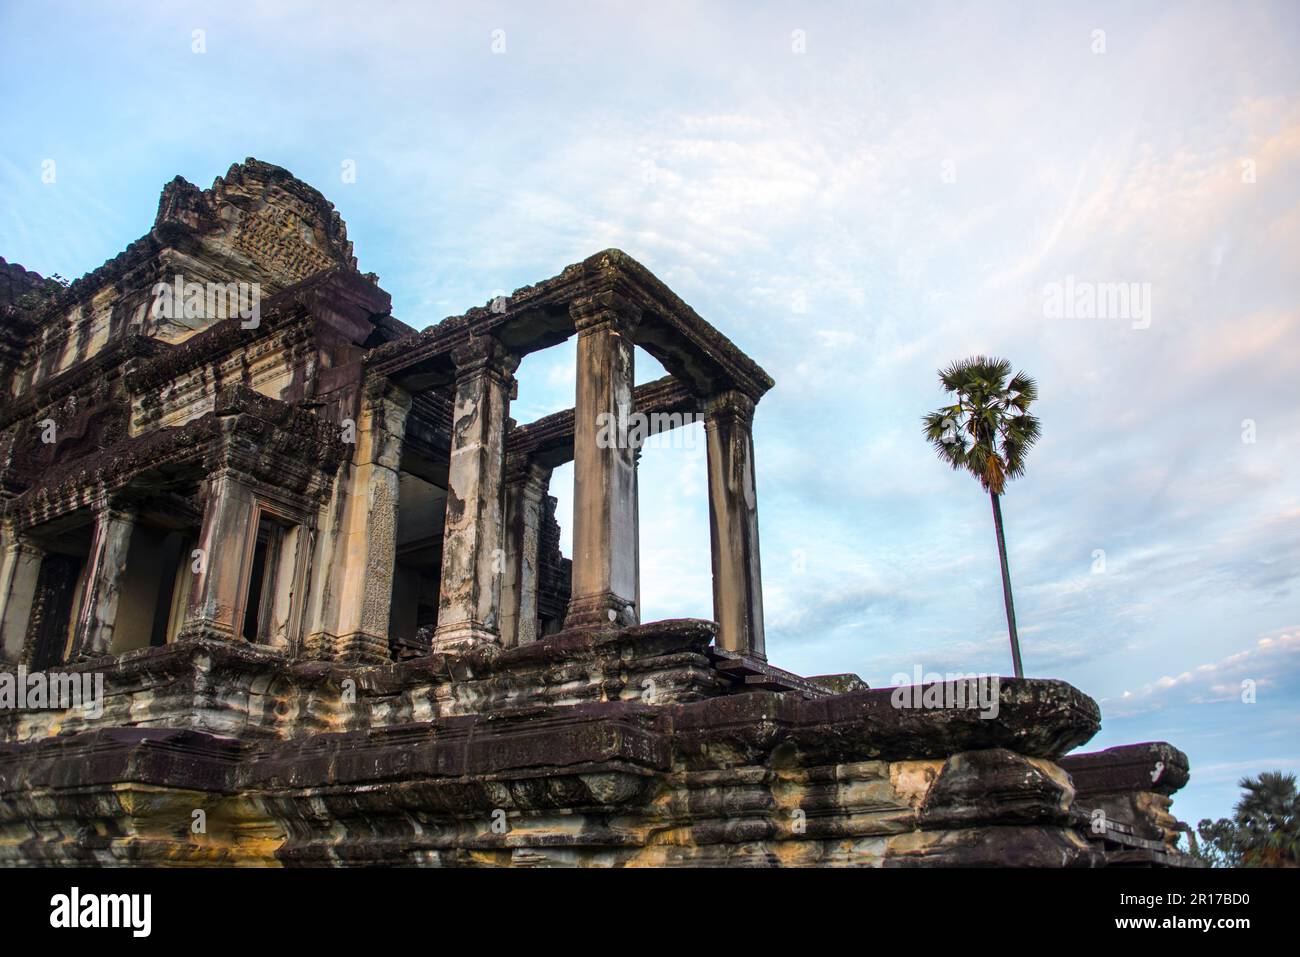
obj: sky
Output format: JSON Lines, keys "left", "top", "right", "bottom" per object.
{"left": 2, "top": 0, "right": 1297, "bottom": 834}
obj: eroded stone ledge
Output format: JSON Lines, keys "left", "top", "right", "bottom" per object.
{"left": 0, "top": 667, "right": 1111, "bottom": 866}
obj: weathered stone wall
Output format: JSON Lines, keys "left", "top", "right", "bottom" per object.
{"left": 0, "top": 622, "right": 1114, "bottom": 867}
{"left": 1060, "top": 742, "right": 1194, "bottom": 864}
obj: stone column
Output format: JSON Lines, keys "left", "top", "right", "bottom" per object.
{"left": 705, "top": 390, "right": 766, "bottom": 659}
{"left": 431, "top": 336, "right": 518, "bottom": 652}
{"left": 499, "top": 460, "right": 552, "bottom": 648}
{"left": 177, "top": 470, "right": 257, "bottom": 642}
{"left": 565, "top": 297, "right": 641, "bottom": 629}
{"left": 71, "top": 503, "right": 137, "bottom": 659}
{"left": 333, "top": 379, "right": 412, "bottom": 661}
{"left": 633, "top": 444, "right": 642, "bottom": 622}
{"left": 0, "top": 530, "right": 44, "bottom": 664}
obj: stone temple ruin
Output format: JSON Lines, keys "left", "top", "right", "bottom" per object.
{"left": 0, "top": 159, "right": 1193, "bottom": 866}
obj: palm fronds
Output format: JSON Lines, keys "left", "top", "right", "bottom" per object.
{"left": 923, "top": 356, "right": 1040, "bottom": 495}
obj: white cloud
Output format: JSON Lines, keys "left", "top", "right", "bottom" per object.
{"left": 1104, "top": 629, "right": 1300, "bottom": 717}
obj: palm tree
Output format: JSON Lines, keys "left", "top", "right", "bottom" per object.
{"left": 923, "top": 356, "right": 1041, "bottom": 678}
{"left": 1234, "top": 771, "right": 1300, "bottom": 867}
{"left": 1196, "top": 771, "right": 1300, "bottom": 867}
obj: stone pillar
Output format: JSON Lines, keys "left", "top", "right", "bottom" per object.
{"left": 499, "top": 461, "right": 552, "bottom": 648}
{"left": 333, "top": 379, "right": 412, "bottom": 661}
{"left": 177, "top": 470, "right": 257, "bottom": 642}
{"left": 633, "top": 444, "right": 642, "bottom": 622}
{"left": 705, "top": 390, "right": 766, "bottom": 659}
{"left": 70, "top": 504, "right": 137, "bottom": 659}
{"left": 0, "top": 530, "right": 44, "bottom": 664}
{"left": 565, "top": 297, "right": 641, "bottom": 630}
{"left": 431, "top": 336, "right": 518, "bottom": 652}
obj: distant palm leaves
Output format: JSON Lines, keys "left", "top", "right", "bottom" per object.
{"left": 1196, "top": 771, "right": 1300, "bottom": 867}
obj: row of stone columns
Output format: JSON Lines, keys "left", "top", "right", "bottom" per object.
{"left": 419, "top": 301, "right": 644, "bottom": 651}
{"left": 0, "top": 470, "right": 313, "bottom": 666}
{"left": 0, "top": 501, "right": 139, "bottom": 664}
{"left": 0, "top": 299, "right": 768, "bottom": 667}
{"left": 420, "top": 296, "right": 765, "bottom": 659}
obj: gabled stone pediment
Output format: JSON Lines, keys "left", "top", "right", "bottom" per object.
{"left": 5, "top": 158, "right": 370, "bottom": 400}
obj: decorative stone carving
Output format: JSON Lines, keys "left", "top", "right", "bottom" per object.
{"left": 327, "top": 378, "right": 412, "bottom": 662}
{"left": 431, "top": 336, "right": 519, "bottom": 651}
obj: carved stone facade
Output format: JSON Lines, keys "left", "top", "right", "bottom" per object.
{"left": 0, "top": 160, "right": 1193, "bottom": 866}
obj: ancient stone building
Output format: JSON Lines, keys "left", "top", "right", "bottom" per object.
{"left": 0, "top": 159, "right": 1193, "bottom": 866}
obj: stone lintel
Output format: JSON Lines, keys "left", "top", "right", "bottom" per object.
{"left": 365, "top": 249, "right": 774, "bottom": 407}
{"left": 506, "top": 375, "right": 699, "bottom": 471}
{"left": 569, "top": 289, "right": 643, "bottom": 335}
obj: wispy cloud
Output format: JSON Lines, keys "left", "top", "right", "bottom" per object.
{"left": 1104, "top": 629, "right": 1300, "bottom": 717}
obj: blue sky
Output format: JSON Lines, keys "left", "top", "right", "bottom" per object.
{"left": 2, "top": 0, "right": 1297, "bottom": 832}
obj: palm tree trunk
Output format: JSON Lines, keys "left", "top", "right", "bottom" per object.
{"left": 990, "top": 491, "right": 1023, "bottom": 678}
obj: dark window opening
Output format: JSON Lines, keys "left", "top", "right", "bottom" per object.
{"left": 149, "top": 531, "right": 187, "bottom": 648}
{"left": 241, "top": 526, "right": 272, "bottom": 642}
{"left": 240, "top": 514, "right": 290, "bottom": 644}
{"left": 28, "top": 554, "right": 84, "bottom": 670}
